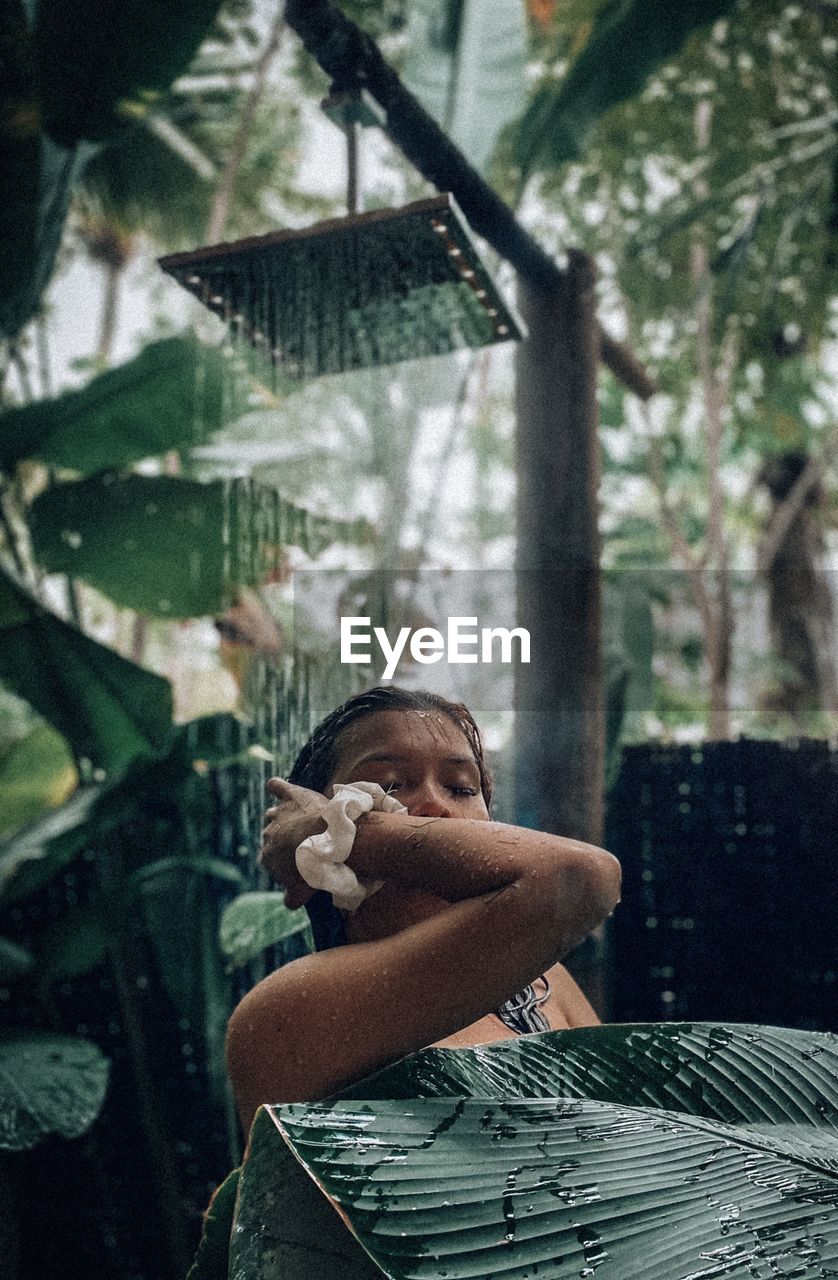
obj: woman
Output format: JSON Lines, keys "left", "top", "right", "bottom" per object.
{"left": 226, "top": 687, "right": 621, "bottom": 1132}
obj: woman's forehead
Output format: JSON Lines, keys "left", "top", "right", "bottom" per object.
{"left": 333, "top": 708, "right": 476, "bottom": 768}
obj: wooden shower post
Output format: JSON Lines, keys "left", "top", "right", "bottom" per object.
{"left": 515, "top": 250, "right": 604, "bottom": 841}
{"left": 514, "top": 252, "right": 607, "bottom": 1008}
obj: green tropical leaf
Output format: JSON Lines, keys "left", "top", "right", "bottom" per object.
{"left": 0, "top": 335, "right": 247, "bottom": 475}
{"left": 0, "top": 713, "right": 242, "bottom": 906}
{"left": 515, "top": 0, "right": 738, "bottom": 176}
{"left": 348, "top": 1022, "right": 837, "bottom": 1124}
{"left": 0, "top": 1030, "right": 109, "bottom": 1151}
{"left": 29, "top": 473, "right": 235, "bottom": 618}
{"left": 0, "top": 131, "right": 88, "bottom": 344}
{"left": 403, "top": 0, "right": 527, "bottom": 176}
{"left": 77, "top": 55, "right": 303, "bottom": 254}
{"left": 0, "top": 937, "right": 35, "bottom": 981}
{"left": 132, "top": 852, "right": 236, "bottom": 1077}
{"left": 0, "top": 784, "right": 104, "bottom": 905}
{"left": 186, "top": 1166, "right": 242, "bottom": 1280}
{"left": 228, "top": 1024, "right": 838, "bottom": 1280}
{"left": 0, "top": 3, "right": 88, "bottom": 340}
{"left": 0, "top": 2, "right": 223, "bottom": 338}
{"left": 35, "top": 0, "right": 225, "bottom": 146}
{"left": 0, "top": 722, "right": 77, "bottom": 838}
{"left": 130, "top": 855, "right": 244, "bottom": 891}
{"left": 219, "top": 892, "right": 313, "bottom": 971}
{"left": 29, "top": 473, "right": 375, "bottom": 618}
{"left": 269, "top": 1096, "right": 838, "bottom": 1280}
{"left": 0, "top": 567, "right": 173, "bottom": 773}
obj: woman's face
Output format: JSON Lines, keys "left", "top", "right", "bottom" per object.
{"left": 329, "top": 708, "right": 490, "bottom": 821}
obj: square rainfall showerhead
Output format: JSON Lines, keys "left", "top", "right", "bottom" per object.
{"left": 158, "top": 194, "right": 524, "bottom": 381}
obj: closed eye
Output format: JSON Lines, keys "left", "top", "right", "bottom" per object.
{"left": 381, "top": 782, "right": 476, "bottom": 798}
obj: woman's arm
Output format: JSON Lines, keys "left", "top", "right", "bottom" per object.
{"left": 226, "top": 789, "right": 620, "bottom": 1128}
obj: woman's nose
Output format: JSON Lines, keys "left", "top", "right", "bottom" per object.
{"left": 409, "top": 785, "right": 453, "bottom": 818}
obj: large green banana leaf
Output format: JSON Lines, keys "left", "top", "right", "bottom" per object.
{"left": 402, "top": 0, "right": 527, "bottom": 177}
{"left": 0, "top": 0, "right": 85, "bottom": 340}
{"left": 0, "top": 566, "right": 173, "bottom": 774}
{"left": 0, "top": 335, "right": 248, "bottom": 475}
{"left": 223, "top": 1023, "right": 838, "bottom": 1280}
{"left": 0, "top": 712, "right": 249, "bottom": 906}
{"left": 0, "top": 712, "right": 250, "bottom": 1113}
{"left": 35, "top": 0, "right": 226, "bottom": 146}
{"left": 0, "top": 1, "right": 223, "bottom": 339}
{"left": 28, "top": 472, "right": 374, "bottom": 618}
{"left": 0, "top": 784, "right": 104, "bottom": 905}
{"left": 514, "top": 0, "right": 738, "bottom": 178}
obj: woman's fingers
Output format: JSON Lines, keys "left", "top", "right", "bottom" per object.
{"left": 282, "top": 883, "right": 314, "bottom": 910}
{"left": 260, "top": 779, "right": 329, "bottom": 900}
{"left": 262, "top": 805, "right": 281, "bottom": 833}
{"left": 267, "top": 777, "right": 310, "bottom": 803}
{"left": 267, "top": 776, "right": 327, "bottom": 814}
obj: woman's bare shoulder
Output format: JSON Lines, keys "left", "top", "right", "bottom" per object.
{"left": 227, "top": 945, "right": 359, "bottom": 1049}
{"left": 225, "top": 945, "right": 384, "bottom": 1120}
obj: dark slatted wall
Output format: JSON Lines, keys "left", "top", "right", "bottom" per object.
{"left": 606, "top": 738, "right": 837, "bottom": 1032}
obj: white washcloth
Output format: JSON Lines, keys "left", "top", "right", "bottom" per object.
{"left": 295, "top": 781, "right": 406, "bottom": 911}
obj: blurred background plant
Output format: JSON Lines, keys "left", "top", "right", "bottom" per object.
{"left": 0, "top": 0, "right": 835, "bottom": 1276}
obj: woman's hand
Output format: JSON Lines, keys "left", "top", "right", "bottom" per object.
{"left": 260, "top": 778, "right": 329, "bottom": 908}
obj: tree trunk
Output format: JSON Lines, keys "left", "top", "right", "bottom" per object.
{"left": 691, "top": 97, "right": 733, "bottom": 739}
{"left": 205, "top": 11, "right": 285, "bottom": 244}
{"left": 760, "top": 451, "right": 838, "bottom": 727}
{"left": 706, "top": 583, "right": 733, "bottom": 739}
{"left": 96, "top": 257, "right": 122, "bottom": 366}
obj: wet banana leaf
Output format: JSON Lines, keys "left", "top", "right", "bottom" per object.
{"left": 0, "top": 566, "right": 173, "bottom": 774}
{"left": 35, "top": 0, "right": 225, "bottom": 146}
{"left": 344, "top": 1022, "right": 838, "bottom": 1134}
{"left": 29, "top": 473, "right": 374, "bottom": 618}
{"left": 0, "top": 0, "right": 88, "bottom": 340}
{"left": 187, "top": 1166, "right": 242, "bottom": 1280}
{"left": 0, "top": 1029, "right": 109, "bottom": 1151}
{"left": 228, "top": 1024, "right": 838, "bottom": 1280}
{"left": 0, "top": 335, "right": 249, "bottom": 475}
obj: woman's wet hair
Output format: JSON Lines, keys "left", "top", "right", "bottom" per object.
{"left": 287, "top": 686, "right": 492, "bottom": 950}
{"left": 288, "top": 686, "right": 492, "bottom": 806}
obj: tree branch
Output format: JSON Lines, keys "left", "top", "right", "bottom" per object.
{"left": 284, "top": 0, "right": 656, "bottom": 401}
{"left": 757, "top": 427, "right": 838, "bottom": 574}
{"left": 206, "top": 10, "right": 286, "bottom": 243}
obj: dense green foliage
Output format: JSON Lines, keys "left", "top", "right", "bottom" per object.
{"left": 0, "top": 1, "right": 835, "bottom": 1275}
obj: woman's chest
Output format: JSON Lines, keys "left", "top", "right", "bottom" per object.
{"left": 431, "top": 998, "right": 574, "bottom": 1051}
{"left": 429, "top": 962, "right": 591, "bottom": 1051}
{"left": 432, "top": 1011, "right": 517, "bottom": 1049}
